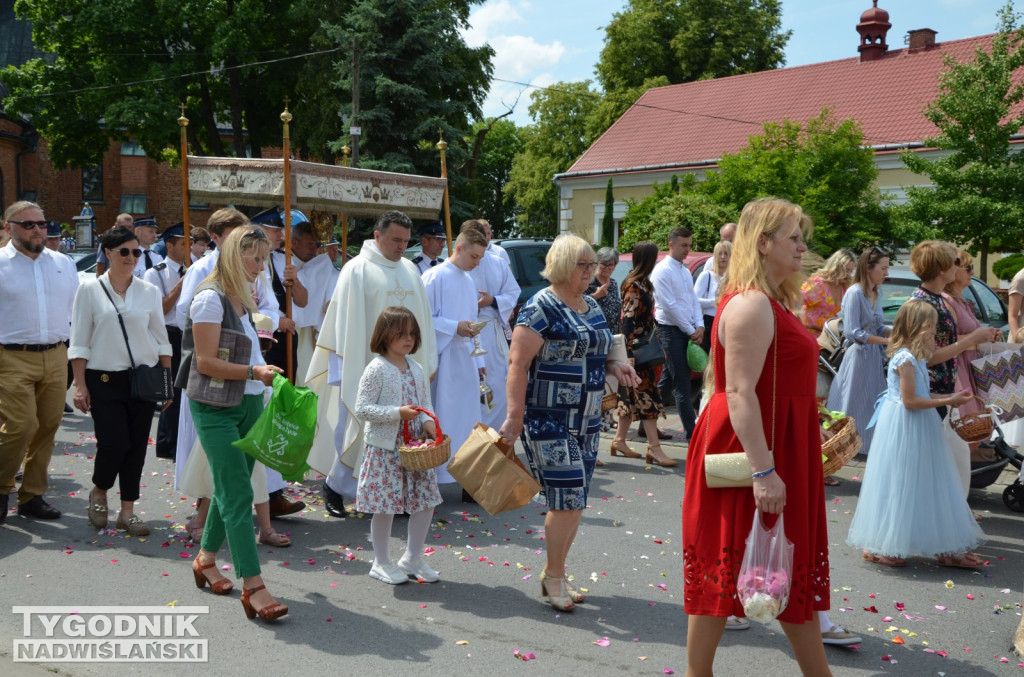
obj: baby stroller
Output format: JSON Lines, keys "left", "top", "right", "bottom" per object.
{"left": 963, "top": 413, "right": 1024, "bottom": 511}
{"left": 816, "top": 315, "right": 845, "bottom": 399}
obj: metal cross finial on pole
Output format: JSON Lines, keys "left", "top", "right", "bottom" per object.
{"left": 437, "top": 129, "right": 453, "bottom": 257}
{"left": 178, "top": 104, "right": 191, "bottom": 255}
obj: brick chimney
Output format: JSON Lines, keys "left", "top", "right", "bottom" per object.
{"left": 907, "top": 29, "right": 938, "bottom": 52}
{"left": 857, "top": 1, "right": 892, "bottom": 62}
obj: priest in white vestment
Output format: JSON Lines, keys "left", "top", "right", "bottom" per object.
{"left": 305, "top": 211, "right": 437, "bottom": 513}
{"left": 422, "top": 229, "right": 489, "bottom": 483}
{"left": 460, "top": 220, "right": 520, "bottom": 429}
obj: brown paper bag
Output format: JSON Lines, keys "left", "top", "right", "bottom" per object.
{"left": 447, "top": 423, "right": 542, "bottom": 516}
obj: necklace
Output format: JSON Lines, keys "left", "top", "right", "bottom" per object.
{"left": 550, "top": 287, "right": 587, "bottom": 313}
{"left": 110, "top": 278, "right": 132, "bottom": 295}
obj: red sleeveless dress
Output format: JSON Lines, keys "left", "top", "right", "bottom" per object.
{"left": 682, "top": 292, "right": 830, "bottom": 623}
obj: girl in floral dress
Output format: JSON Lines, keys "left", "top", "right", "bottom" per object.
{"left": 355, "top": 307, "right": 442, "bottom": 586}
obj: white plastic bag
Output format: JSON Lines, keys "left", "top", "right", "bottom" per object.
{"left": 737, "top": 509, "right": 795, "bottom": 624}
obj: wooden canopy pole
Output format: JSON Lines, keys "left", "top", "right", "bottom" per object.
{"left": 178, "top": 104, "right": 191, "bottom": 261}
{"left": 281, "top": 100, "right": 294, "bottom": 383}
{"left": 340, "top": 145, "right": 350, "bottom": 266}
{"left": 437, "top": 130, "right": 453, "bottom": 257}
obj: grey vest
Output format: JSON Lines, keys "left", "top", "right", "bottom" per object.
{"left": 175, "top": 285, "right": 253, "bottom": 390}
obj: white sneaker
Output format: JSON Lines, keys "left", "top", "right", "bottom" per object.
{"left": 397, "top": 554, "right": 440, "bottom": 583}
{"left": 369, "top": 561, "right": 408, "bottom": 585}
{"left": 724, "top": 615, "right": 750, "bottom": 630}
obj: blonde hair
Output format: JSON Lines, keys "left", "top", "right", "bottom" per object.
{"left": 944, "top": 248, "right": 972, "bottom": 297}
{"left": 721, "top": 197, "right": 813, "bottom": 308}
{"left": 203, "top": 227, "right": 269, "bottom": 313}
{"left": 709, "top": 240, "right": 732, "bottom": 274}
{"left": 815, "top": 249, "right": 856, "bottom": 285}
{"left": 888, "top": 299, "right": 938, "bottom": 360}
{"left": 541, "top": 233, "right": 595, "bottom": 285}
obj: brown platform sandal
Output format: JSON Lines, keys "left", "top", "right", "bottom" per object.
{"left": 240, "top": 585, "right": 288, "bottom": 621}
{"left": 191, "top": 557, "right": 234, "bottom": 595}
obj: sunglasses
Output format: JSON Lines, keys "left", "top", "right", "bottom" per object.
{"left": 962, "top": 263, "right": 974, "bottom": 273}
{"left": 243, "top": 228, "right": 269, "bottom": 241}
{"left": 114, "top": 247, "right": 143, "bottom": 258}
{"left": 8, "top": 220, "right": 48, "bottom": 230}
{"left": 954, "top": 257, "right": 961, "bottom": 267}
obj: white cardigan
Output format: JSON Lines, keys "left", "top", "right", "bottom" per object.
{"left": 354, "top": 355, "right": 434, "bottom": 451}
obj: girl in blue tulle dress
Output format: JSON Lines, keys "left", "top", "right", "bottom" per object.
{"left": 847, "top": 300, "right": 985, "bottom": 568}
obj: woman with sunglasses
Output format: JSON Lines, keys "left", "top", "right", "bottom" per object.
{"left": 70, "top": 225, "right": 172, "bottom": 536}
{"left": 178, "top": 227, "right": 287, "bottom": 621}
{"left": 910, "top": 241, "right": 1000, "bottom": 501}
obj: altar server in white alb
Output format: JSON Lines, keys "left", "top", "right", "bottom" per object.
{"left": 478, "top": 219, "right": 510, "bottom": 267}
{"left": 422, "top": 228, "right": 489, "bottom": 484}
{"left": 305, "top": 210, "right": 437, "bottom": 518}
{"left": 291, "top": 220, "right": 339, "bottom": 387}
{"left": 460, "top": 220, "right": 520, "bottom": 429}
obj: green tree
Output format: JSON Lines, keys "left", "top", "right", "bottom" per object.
{"left": 294, "top": 0, "right": 494, "bottom": 226}
{"left": 618, "top": 191, "right": 736, "bottom": 253}
{"left": 898, "top": 2, "right": 1024, "bottom": 275}
{"left": 506, "top": 81, "right": 600, "bottom": 235}
{"left": 701, "top": 109, "right": 892, "bottom": 253}
{"left": 464, "top": 117, "right": 522, "bottom": 236}
{"left": 596, "top": 0, "right": 790, "bottom": 93}
{"left": 601, "top": 178, "right": 615, "bottom": 247}
{"left": 2, "top": 0, "right": 308, "bottom": 167}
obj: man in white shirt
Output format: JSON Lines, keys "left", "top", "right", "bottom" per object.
{"left": 650, "top": 227, "right": 704, "bottom": 440}
{"left": 422, "top": 228, "right": 488, "bottom": 485}
{"left": 291, "top": 221, "right": 338, "bottom": 387}
{"left": 144, "top": 224, "right": 188, "bottom": 460}
{"left": 410, "top": 221, "right": 447, "bottom": 274}
{"left": 478, "top": 219, "right": 510, "bottom": 267}
{"left": 305, "top": 210, "right": 437, "bottom": 518}
{"left": 0, "top": 201, "right": 78, "bottom": 522}
{"left": 132, "top": 216, "right": 164, "bottom": 276}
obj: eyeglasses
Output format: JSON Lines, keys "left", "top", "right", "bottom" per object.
{"left": 114, "top": 248, "right": 143, "bottom": 258}
{"left": 598, "top": 261, "right": 617, "bottom": 269}
{"left": 8, "top": 220, "right": 48, "bottom": 230}
{"left": 575, "top": 261, "right": 599, "bottom": 271}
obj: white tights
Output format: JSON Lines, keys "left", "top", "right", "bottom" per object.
{"left": 370, "top": 509, "right": 434, "bottom": 564}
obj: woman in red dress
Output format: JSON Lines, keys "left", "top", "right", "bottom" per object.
{"left": 683, "top": 198, "right": 832, "bottom": 677}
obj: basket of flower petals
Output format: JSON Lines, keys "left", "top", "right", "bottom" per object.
{"left": 397, "top": 407, "right": 450, "bottom": 471}
{"left": 819, "top": 409, "right": 861, "bottom": 477}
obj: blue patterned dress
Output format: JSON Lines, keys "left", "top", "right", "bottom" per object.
{"left": 516, "top": 288, "right": 613, "bottom": 510}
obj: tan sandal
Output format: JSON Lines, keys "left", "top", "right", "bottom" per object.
{"left": 258, "top": 528, "right": 291, "bottom": 547}
{"left": 645, "top": 445, "right": 679, "bottom": 467}
{"left": 563, "top": 575, "right": 587, "bottom": 604}
{"left": 610, "top": 440, "right": 642, "bottom": 458}
{"left": 862, "top": 551, "right": 906, "bottom": 567}
{"left": 937, "top": 552, "right": 985, "bottom": 569}
{"left": 539, "top": 571, "right": 575, "bottom": 612}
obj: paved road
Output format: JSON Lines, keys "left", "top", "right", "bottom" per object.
{"left": 2, "top": 408, "right": 1024, "bottom": 676}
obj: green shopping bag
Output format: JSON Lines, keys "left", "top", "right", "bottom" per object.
{"left": 233, "top": 374, "right": 318, "bottom": 482}
{"left": 687, "top": 340, "right": 708, "bottom": 372}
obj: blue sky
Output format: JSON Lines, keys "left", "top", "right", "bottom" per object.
{"left": 463, "top": 0, "right": 1010, "bottom": 125}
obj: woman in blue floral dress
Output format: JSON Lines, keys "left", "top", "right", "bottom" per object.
{"left": 500, "top": 234, "right": 639, "bottom": 612}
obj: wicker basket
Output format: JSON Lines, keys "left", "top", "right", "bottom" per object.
{"left": 397, "top": 407, "right": 451, "bottom": 471}
{"left": 602, "top": 390, "right": 619, "bottom": 412}
{"left": 821, "top": 416, "right": 862, "bottom": 477}
{"left": 950, "top": 397, "right": 994, "bottom": 443}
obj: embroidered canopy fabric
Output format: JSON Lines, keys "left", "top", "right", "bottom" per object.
{"left": 187, "top": 157, "right": 446, "bottom": 220}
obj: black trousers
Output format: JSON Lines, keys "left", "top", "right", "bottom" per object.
{"left": 263, "top": 328, "right": 297, "bottom": 377}
{"left": 86, "top": 369, "right": 156, "bottom": 501}
{"left": 156, "top": 326, "right": 183, "bottom": 459}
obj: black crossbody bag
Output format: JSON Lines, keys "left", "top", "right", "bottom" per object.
{"left": 98, "top": 280, "right": 172, "bottom": 403}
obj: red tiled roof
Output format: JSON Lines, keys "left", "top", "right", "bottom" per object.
{"left": 563, "top": 35, "right": 1000, "bottom": 178}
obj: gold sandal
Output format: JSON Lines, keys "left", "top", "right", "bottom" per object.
{"left": 539, "top": 571, "right": 575, "bottom": 612}
{"left": 563, "top": 575, "right": 587, "bottom": 604}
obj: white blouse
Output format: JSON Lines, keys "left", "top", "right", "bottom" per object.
{"left": 69, "top": 273, "right": 171, "bottom": 371}
{"left": 190, "top": 288, "right": 267, "bottom": 396}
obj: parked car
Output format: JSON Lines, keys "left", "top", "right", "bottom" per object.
{"left": 880, "top": 268, "right": 1008, "bottom": 332}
